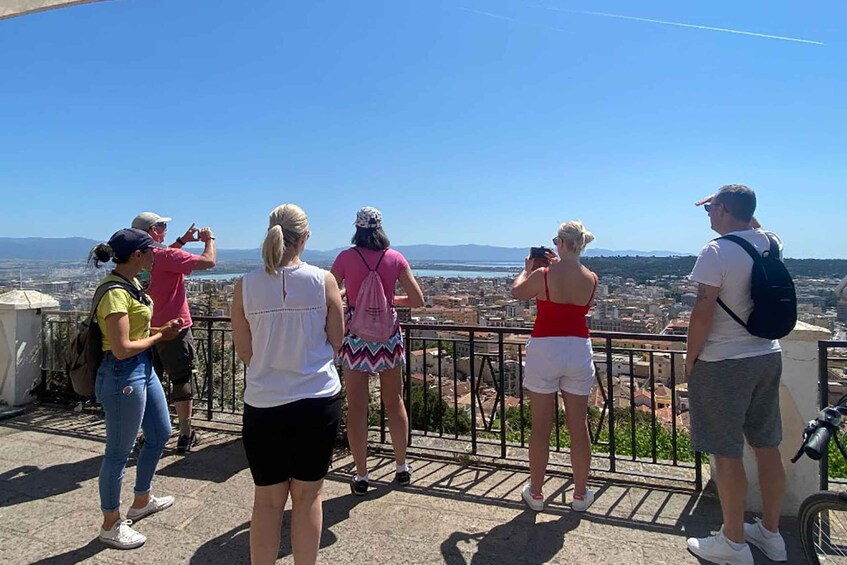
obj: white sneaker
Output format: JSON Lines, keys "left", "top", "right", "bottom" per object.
{"left": 687, "top": 529, "right": 754, "bottom": 565}
{"left": 571, "top": 489, "right": 595, "bottom": 512}
{"left": 99, "top": 519, "right": 146, "bottom": 550}
{"left": 521, "top": 483, "right": 544, "bottom": 512}
{"left": 126, "top": 495, "right": 175, "bottom": 522}
{"left": 744, "top": 518, "right": 787, "bottom": 561}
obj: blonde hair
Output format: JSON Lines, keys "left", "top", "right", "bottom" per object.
{"left": 262, "top": 204, "right": 309, "bottom": 275}
{"left": 557, "top": 220, "right": 595, "bottom": 255}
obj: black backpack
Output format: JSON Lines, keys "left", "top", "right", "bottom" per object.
{"left": 62, "top": 280, "right": 141, "bottom": 396}
{"left": 715, "top": 233, "right": 797, "bottom": 340}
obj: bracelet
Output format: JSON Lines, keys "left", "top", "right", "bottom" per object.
{"left": 208, "top": 236, "right": 216, "bottom": 240}
{"left": 176, "top": 237, "right": 186, "bottom": 246}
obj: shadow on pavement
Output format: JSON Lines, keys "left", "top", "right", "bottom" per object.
{"left": 440, "top": 509, "right": 580, "bottom": 565}
{"left": 189, "top": 479, "right": 392, "bottom": 563}
{"left": 0, "top": 456, "right": 102, "bottom": 508}
{"left": 29, "top": 539, "right": 107, "bottom": 565}
{"left": 157, "top": 436, "right": 246, "bottom": 483}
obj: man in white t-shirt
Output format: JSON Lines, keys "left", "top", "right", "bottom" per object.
{"left": 685, "top": 185, "right": 787, "bottom": 565}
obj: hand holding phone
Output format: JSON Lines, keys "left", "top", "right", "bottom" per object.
{"left": 529, "top": 246, "right": 551, "bottom": 271}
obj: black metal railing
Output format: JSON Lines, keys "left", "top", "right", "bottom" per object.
{"left": 818, "top": 339, "right": 847, "bottom": 490}
{"left": 40, "top": 313, "right": 701, "bottom": 488}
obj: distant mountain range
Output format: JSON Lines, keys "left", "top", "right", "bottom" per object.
{"left": 0, "top": 237, "right": 688, "bottom": 262}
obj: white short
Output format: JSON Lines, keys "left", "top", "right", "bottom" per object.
{"left": 523, "top": 337, "right": 596, "bottom": 396}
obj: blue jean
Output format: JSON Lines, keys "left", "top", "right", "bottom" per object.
{"left": 95, "top": 350, "right": 172, "bottom": 512}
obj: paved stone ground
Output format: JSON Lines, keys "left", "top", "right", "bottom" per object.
{"left": 0, "top": 407, "right": 804, "bottom": 564}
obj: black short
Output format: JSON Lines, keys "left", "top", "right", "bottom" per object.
{"left": 242, "top": 393, "right": 342, "bottom": 486}
{"left": 152, "top": 328, "right": 196, "bottom": 385}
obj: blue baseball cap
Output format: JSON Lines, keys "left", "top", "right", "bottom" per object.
{"left": 108, "top": 228, "right": 163, "bottom": 261}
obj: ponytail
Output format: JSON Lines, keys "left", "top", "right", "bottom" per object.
{"left": 262, "top": 204, "right": 310, "bottom": 275}
{"left": 88, "top": 243, "right": 114, "bottom": 268}
{"left": 262, "top": 224, "right": 285, "bottom": 276}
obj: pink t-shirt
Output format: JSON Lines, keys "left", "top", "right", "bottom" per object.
{"left": 331, "top": 247, "right": 409, "bottom": 308}
{"left": 149, "top": 247, "right": 198, "bottom": 327}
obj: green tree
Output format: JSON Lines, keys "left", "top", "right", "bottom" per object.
{"left": 410, "top": 384, "right": 471, "bottom": 434}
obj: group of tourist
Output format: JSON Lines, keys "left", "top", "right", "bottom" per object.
{"left": 87, "top": 184, "right": 792, "bottom": 565}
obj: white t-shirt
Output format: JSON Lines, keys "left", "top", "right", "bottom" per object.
{"left": 241, "top": 263, "right": 341, "bottom": 408}
{"left": 689, "top": 229, "right": 783, "bottom": 361}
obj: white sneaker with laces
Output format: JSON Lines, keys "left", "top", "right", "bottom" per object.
{"left": 687, "top": 528, "right": 754, "bottom": 565}
{"left": 126, "top": 494, "right": 175, "bottom": 522}
{"left": 99, "top": 519, "right": 146, "bottom": 550}
{"left": 521, "top": 483, "right": 544, "bottom": 512}
{"left": 571, "top": 488, "right": 595, "bottom": 512}
{"left": 744, "top": 518, "right": 787, "bottom": 562}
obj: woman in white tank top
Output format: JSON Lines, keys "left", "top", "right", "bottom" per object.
{"left": 231, "top": 204, "right": 344, "bottom": 565}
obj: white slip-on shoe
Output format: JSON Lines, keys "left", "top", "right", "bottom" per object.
{"left": 99, "top": 519, "right": 146, "bottom": 550}
{"left": 744, "top": 518, "right": 787, "bottom": 562}
{"left": 570, "top": 489, "right": 595, "bottom": 512}
{"left": 521, "top": 483, "right": 544, "bottom": 512}
{"left": 126, "top": 495, "right": 175, "bottom": 522}
{"left": 687, "top": 528, "right": 754, "bottom": 565}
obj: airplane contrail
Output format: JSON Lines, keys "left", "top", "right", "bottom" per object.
{"left": 458, "top": 6, "right": 569, "bottom": 33}
{"left": 531, "top": 5, "right": 824, "bottom": 46}
{"left": 458, "top": 7, "right": 519, "bottom": 23}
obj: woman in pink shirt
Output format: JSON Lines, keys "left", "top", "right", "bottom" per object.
{"left": 331, "top": 207, "right": 424, "bottom": 496}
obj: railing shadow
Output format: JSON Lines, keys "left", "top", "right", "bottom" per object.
{"left": 2, "top": 405, "right": 107, "bottom": 444}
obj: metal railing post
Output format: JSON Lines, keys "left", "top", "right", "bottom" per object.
{"left": 499, "top": 331, "right": 506, "bottom": 459}
{"left": 469, "top": 331, "right": 477, "bottom": 454}
{"left": 606, "top": 337, "right": 616, "bottom": 473}
{"left": 819, "top": 340, "right": 829, "bottom": 491}
{"left": 206, "top": 319, "right": 214, "bottom": 421}
{"left": 405, "top": 326, "right": 412, "bottom": 447}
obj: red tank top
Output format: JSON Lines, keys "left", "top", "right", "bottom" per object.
{"left": 531, "top": 268, "right": 597, "bottom": 338}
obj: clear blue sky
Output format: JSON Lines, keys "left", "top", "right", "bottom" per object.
{"left": 1, "top": 0, "right": 844, "bottom": 258}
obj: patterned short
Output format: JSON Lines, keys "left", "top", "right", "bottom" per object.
{"left": 339, "top": 308, "right": 405, "bottom": 373}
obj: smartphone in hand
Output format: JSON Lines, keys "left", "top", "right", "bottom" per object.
{"left": 529, "top": 246, "right": 550, "bottom": 271}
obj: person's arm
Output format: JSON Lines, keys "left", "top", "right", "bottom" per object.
{"left": 231, "top": 279, "right": 252, "bottom": 365}
{"left": 171, "top": 223, "right": 199, "bottom": 249}
{"left": 330, "top": 268, "right": 347, "bottom": 302}
{"left": 511, "top": 256, "right": 544, "bottom": 300}
{"left": 325, "top": 272, "right": 344, "bottom": 352}
{"left": 104, "top": 314, "right": 181, "bottom": 360}
{"left": 685, "top": 283, "right": 720, "bottom": 375}
{"left": 192, "top": 227, "right": 216, "bottom": 270}
{"left": 835, "top": 275, "right": 847, "bottom": 301}
{"left": 394, "top": 266, "right": 424, "bottom": 308}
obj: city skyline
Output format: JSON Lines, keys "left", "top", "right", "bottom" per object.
{"left": 1, "top": 1, "right": 845, "bottom": 258}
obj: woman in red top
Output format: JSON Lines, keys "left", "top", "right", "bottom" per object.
{"left": 511, "top": 220, "right": 598, "bottom": 513}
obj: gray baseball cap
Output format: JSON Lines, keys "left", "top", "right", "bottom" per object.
{"left": 131, "top": 212, "right": 173, "bottom": 231}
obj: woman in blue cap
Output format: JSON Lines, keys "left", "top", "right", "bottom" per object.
{"left": 88, "top": 228, "right": 184, "bottom": 549}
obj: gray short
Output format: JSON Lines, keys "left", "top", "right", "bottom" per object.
{"left": 688, "top": 352, "right": 782, "bottom": 458}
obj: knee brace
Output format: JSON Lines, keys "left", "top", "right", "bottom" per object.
{"left": 170, "top": 378, "right": 193, "bottom": 402}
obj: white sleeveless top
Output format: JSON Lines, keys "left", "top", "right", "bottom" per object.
{"left": 241, "top": 263, "right": 341, "bottom": 408}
